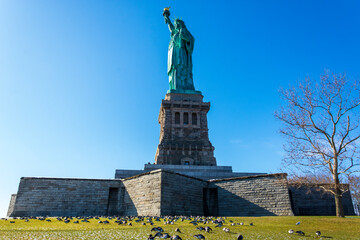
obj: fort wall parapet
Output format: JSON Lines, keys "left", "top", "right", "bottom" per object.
{"left": 8, "top": 170, "right": 294, "bottom": 217}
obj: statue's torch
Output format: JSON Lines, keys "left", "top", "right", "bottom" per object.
{"left": 163, "top": 7, "right": 170, "bottom": 17}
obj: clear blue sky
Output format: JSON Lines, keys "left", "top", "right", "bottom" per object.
{"left": 1, "top": 0, "right": 360, "bottom": 217}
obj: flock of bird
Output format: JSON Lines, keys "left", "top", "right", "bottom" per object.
{"left": 2, "top": 216, "right": 325, "bottom": 239}
{"left": 288, "top": 221, "right": 322, "bottom": 237}
{"left": 146, "top": 217, "right": 245, "bottom": 240}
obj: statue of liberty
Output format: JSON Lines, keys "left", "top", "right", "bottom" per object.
{"left": 163, "top": 8, "right": 199, "bottom": 94}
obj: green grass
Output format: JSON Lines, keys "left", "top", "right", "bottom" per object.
{"left": 0, "top": 216, "right": 359, "bottom": 239}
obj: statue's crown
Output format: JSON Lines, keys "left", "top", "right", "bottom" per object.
{"left": 174, "top": 18, "right": 184, "bottom": 24}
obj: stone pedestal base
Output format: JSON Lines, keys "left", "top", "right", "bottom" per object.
{"left": 155, "top": 93, "right": 216, "bottom": 166}
{"left": 115, "top": 164, "right": 266, "bottom": 180}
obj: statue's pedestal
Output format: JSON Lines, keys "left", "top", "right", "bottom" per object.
{"left": 155, "top": 93, "right": 216, "bottom": 166}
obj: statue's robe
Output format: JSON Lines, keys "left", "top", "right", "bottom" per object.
{"left": 168, "top": 27, "right": 195, "bottom": 91}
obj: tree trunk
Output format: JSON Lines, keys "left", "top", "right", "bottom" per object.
{"left": 334, "top": 177, "right": 345, "bottom": 217}
{"left": 334, "top": 192, "right": 344, "bottom": 217}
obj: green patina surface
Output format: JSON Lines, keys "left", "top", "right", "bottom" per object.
{"left": 163, "top": 9, "right": 201, "bottom": 95}
{"left": 0, "top": 216, "right": 359, "bottom": 240}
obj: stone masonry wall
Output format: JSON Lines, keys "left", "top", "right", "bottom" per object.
{"left": 9, "top": 172, "right": 163, "bottom": 217}
{"left": 289, "top": 184, "right": 355, "bottom": 216}
{"left": 14, "top": 171, "right": 346, "bottom": 217}
{"left": 160, "top": 171, "right": 206, "bottom": 216}
{"left": 211, "top": 174, "right": 294, "bottom": 216}
{"left": 9, "top": 177, "right": 122, "bottom": 217}
{"left": 121, "top": 171, "right": 162, "bottom": 216}
{"left": 7, "top": 194, "right": 17, "bottom": 217}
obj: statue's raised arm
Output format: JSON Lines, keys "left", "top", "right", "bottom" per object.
{"left": 163, "top": 7, "right": 174, "bottom": 32}
{"left": 162, "top": 8, "right": 198, "bottom": 94}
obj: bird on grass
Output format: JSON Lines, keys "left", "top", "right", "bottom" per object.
{"left": 315, "top": 231, "right": 321, "bottom": 237}
{"left": 204, "top": 226, "right": 212, "bottom": 232}
{"left": 288, "top": 229, "right": 294, "bottom": 234}
{"left": 223, "top": 227, "right": 230, "bottom": 232}
{"left": 296, "top": 221, "right": 301, "bottom": 225}
{"left": 160, "top": 233, "right": 171, "bottom": 239}
{"left": 172, "top": 235, "right": 182, "bottom": 240}
{"left": 237, "top": 234, "right": 243, "bottom": 240}
{"left": 64, "top": 220, "right": 70, "bottom": 224}
{"left": 151, "top": 227, "right": 164, "bottom": 232}
{"left": 194, "top": 234, "right": 205, "bottom": 239}
{"left": 296, "top": 230, "right": 305, "bottom": 236}
{"left": 147, "top": 234, "right": 155, "bottom": 240}
{"left": 154, "top": 232, "right": 163, "bottom": 238}
{"left": 175, "top": 228, "right": 181, "bottom": 233}
{"left": 196, "top": 227, "right": 205, "bottom": 231}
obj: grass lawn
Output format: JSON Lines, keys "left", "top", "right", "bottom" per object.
{"left": 0, "top": 216, "right": 359, "bottom": 239}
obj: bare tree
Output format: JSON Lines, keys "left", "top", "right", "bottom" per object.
{"left": 275, "top": 70, "right": 360, "bottom": 217}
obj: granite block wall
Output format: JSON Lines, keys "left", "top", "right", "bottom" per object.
{"left": 8, "top": 172, "right": 163, "bottom": 217}
{"left": 289, "top": 184, "right": 355, "bottom": 216}
{"left": 9, "top": 177, "right": 122, "bottom": 217}
{"left": 160, "top": 171, "right": 206, "bottom": 216}
{"left": 7, "top": 194, "right": 17, "bottom": 217}
{"left": 211, "top": 174, "right": 294, "bottom": 216}
{"left": 11, "top": 170, "right": 351, "bottom": 217}
{"left": 121, "top": 170, "right": 162, "bottom": 216}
